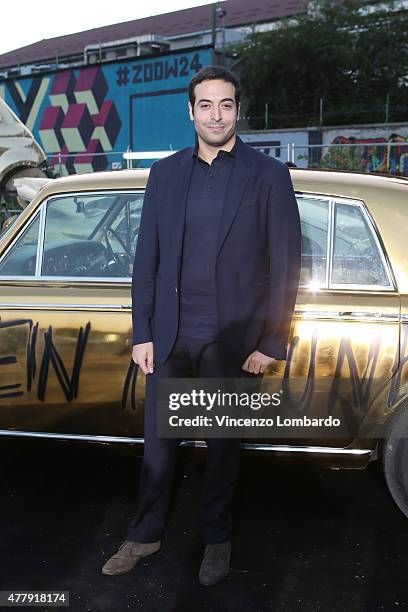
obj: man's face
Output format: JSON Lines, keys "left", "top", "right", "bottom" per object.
{"left": 188, "top": 79, "right": 239, "bottom": 148}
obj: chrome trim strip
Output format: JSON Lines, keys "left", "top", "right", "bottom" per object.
{"left": 0, "top": 430, "right": 372, "bottom": 454}
{"left": 0, "top": 305, "right": 399, "bottom": 320}
{"left": 0, "top": 305, "right": 399, "bottom": 322}
{"left": 46, "top": 189, "right": 145, "bottom": 201}
{"left": 0, "top": 276, "right": 131, "bottom": 283}
{"left": 299, "top": 282, "right": 395, "bottom": 292}
{"left": 294, "top": 309, "right": 399, "bottom": 322}
{"left": 326, "top": 197, "right": 334, "bottom": 288}
{"left": 0, "top": 430, "right": 144, "bottom": 444}
{"left": 181, "top": 440, "right": 372, "bottom": 455}
{"left": 0, "top": 277, "right": 393, "bottom": 290}
{"left": 0, "top": 302, "right": 130, "bottom": 311}
{"left": 329, "top": 283, "right": 393, "bottom": 292}
{"left": 35, "top": 202, "right": 46, "bottom": 277}
{"left": 401, "top": 314, "right": 408, "bottom": 323}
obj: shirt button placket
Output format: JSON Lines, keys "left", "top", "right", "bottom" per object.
{"left": 208, "top": 167, "right": 214, "bottom": 190}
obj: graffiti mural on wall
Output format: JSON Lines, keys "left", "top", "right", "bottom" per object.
{"left": 331, "top": 133, "right": 408, "bottom": 175}
{"left": 0, "top": 48, "right": 211, "bottom": 174}
{"left": 6, "top": 67, "right": 121, "bottom": 174}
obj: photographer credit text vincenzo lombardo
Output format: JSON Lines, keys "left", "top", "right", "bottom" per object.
{"left": 166, "top": 389, "right": 341, "bottom": 429}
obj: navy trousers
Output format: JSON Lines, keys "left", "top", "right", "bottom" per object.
{"left": 127, "top": 334, "right": 248, "bottom": 544}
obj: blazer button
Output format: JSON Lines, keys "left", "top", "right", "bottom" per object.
{"left": 174, "top": 286, "right": 178, "bottom": 293}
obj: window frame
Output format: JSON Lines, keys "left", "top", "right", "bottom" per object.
{"left": 296, "top": 192, "right": 396, "bottom": 292}
{"left": 0, "top": 189, "right": 144, "bottom": 283}
{"left": 0, "top": 209, "right": 42, "bottom": 279}
{"left": 0, "top": 188, "right": 396, "bottom": 292}
{"left": 296, "top": 193, "right": 332, "bottom": 289}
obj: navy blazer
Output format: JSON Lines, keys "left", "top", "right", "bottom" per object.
{"left": 131, "top": 135, "right": 301, "bottom": 366}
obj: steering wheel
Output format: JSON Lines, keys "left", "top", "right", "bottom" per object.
{"left": 103, "top": 228, "right": 132, "bottom": 276}
{"left": 131, "top": 226, "right": 139, "bottom": 244}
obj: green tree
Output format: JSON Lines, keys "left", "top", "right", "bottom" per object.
{"left": 231, "top": 0, "right": 408, "bottom": 129}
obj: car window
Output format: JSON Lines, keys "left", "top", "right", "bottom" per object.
{"left": 41, "top": 192, "right": 143, "bottom": 278}
{"left": 331, "top": 202, "right": 389, "bottom": 287}
{"left": 297, "top": 196, "right": 329, "bottom": 287}
{"left": 0, "top": 213, "right": 40, "bottom": 276}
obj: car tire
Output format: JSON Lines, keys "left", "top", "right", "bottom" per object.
{"left": 383, "top": 400, "right": 408, "bottom": 518}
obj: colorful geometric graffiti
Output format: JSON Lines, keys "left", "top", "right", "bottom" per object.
{"left": 331, "top": 133, "right": 408, "bottom": 176}
{"left": 0, "top": 48, "right": 211, "bottom": 174}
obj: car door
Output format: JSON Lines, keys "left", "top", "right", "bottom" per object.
{"left": 0, "top": 189, "right": 145, "bottom": 440}
{"left": 262, "top": 192, "right": 400, "bottom": 448}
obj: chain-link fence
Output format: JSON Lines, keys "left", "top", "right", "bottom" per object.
{"left": 285, "top": 141, "right": 408, "bottom": 177}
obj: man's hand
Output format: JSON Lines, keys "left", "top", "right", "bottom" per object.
{"left": 132, "top": 342, "right": 154, "bottom": 375}
{"left": 241, "top": 350, "right": 274, "bottom": 374}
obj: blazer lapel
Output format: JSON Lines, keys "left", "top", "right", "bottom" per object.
{"left": 216, "top": 138, "right": 252, "bottom": 257}
{"left": 172, "top": 147, "right": 195, "bottom": 278}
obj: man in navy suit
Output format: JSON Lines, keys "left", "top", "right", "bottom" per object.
{"left": 103, "top": 66, "right": 301, "bottom": 585}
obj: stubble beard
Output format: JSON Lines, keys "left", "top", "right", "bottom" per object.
{"left": 198, "top": 123, "right": 237, "bottom": 149}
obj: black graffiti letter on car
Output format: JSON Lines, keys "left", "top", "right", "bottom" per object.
{"left": 0, "top": 319, "right": 34, "bottom": 398}
{"left": 37, "top": 322, "right": 91, "bottom": 402}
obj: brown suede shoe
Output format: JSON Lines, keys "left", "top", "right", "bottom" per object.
{"left": 198, "top": 541, "right": 231, "bottom": 586}
{"left": 102, "top": 540, "right": 161, "bottom": 575}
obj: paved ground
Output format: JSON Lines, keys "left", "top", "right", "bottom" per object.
{"left": 1, "top": 438, "right": 408, "bottom": 611}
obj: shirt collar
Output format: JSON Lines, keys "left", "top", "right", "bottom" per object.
{"left": 193, "top": 137, "right": 237, "bottom": 162}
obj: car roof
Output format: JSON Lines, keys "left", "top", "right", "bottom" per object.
{"left": 39, "top": 167, "right": 407, "bottom": 199}
{"left": 291, "top": 167, "right": 407, "bottom": 197}
{"left": 40, "top": 169, "right": 150, "bottom": 198}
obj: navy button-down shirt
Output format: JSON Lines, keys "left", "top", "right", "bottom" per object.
{"left": 178, "top": 141, "right": 236, "bottom": 340}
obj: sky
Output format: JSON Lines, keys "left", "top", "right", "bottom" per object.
{"left": 0, "top": 0, "right": 221, "bottom": 56}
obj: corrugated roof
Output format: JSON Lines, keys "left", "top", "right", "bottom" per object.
{"left": 0, "top": 0, "right": 306, "bottom": 68}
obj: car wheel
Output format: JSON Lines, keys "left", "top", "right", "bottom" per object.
{"left": 383, "top": 400, "right": 408, "bottom": 518}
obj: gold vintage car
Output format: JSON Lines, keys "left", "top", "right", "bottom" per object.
{"left": 0, "top": 168, "right": 407, "bottom": 515}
